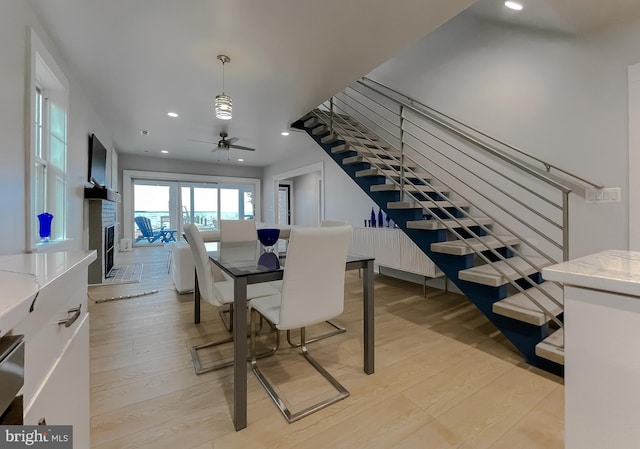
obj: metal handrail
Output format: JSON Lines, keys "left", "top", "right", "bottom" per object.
{"left": 316, "top": 108, "right": 562, "bottom": 326}
{"left": 314, "top": 107, "right": 564, "bottom": 325}
{"left": 360, "top": 76, "right": 603, "bottom": 191}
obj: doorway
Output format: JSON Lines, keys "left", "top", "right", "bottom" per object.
{"left": 273, "top": 162, "right": 324, "bottom": 226}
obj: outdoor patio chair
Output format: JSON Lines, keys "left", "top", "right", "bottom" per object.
{"left": 134, "top": 216, "right": 174, "bottom": 243}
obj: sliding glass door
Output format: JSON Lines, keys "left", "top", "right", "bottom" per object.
{"left": 131, "top": 177, "right": 257, "bottom": 246}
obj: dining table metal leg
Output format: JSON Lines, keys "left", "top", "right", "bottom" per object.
{"left": 363, "top": 259, "right": 375, "bottom": 374}
{"left": 194, "top": 270, "right": 201, "bottom": 324}
{"left": 232, "top": 277, "right": 248, "bottom": 431}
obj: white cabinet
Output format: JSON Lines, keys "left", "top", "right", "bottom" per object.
{"left": 351, "top": 228, "right": 441, "bottom": 278}
{"left": 24, "top": 315, "right": 89, "bottom": 447}
{"left": 0, "top": 251, "right": 94, "bottom": 446}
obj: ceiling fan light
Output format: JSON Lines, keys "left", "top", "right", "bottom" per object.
{"left": 215, "top": 94, "right": 232, "bottom": 120}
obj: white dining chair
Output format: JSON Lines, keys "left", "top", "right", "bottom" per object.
{"left": 284, "top": 219, "right": 350, "bottom": 347}
{"left": 249, "top": 225, "right": 352, "bottom": 423}
{"left": 219, "top": 219, "right": 257, "bottom": 242}
{"left": 183, "top": 224, "right": 278, "bottom": 375}
{"left": 217, "top": 219, "right": 259, "bottom": 331}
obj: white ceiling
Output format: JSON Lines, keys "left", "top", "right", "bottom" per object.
{"left": 27, "top": 0, "right": 639, "bottom": 167}
{"left": 27, "top": 0, "right": 476, "bottom": 166}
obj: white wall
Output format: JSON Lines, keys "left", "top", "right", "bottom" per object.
{"left": 365, "top": 13, "right": 640, "bottom": 258}
{"left": 0, "top": 1, "right": 115, "bottom": 255}
{"left": 292, "top": 172, "right": 320, "bottom": 226}
{"left": 262, "top": 132, "right": 373, "bottom": 226}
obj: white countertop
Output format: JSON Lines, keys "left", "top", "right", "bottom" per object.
{"left": 542, "top": 250, "right": 640, "bottom": 297}
{"left": 0, "top": 250, "right": 96, "bottom": 337}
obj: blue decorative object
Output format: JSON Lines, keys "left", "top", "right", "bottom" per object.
{"left": 370, "top": 207, "right": 376, "bottom": 228}
{"left": 378, "top": 208, "right": 383, "bottom": 228}
{"left": 385, "top": 214, "right": 391, "bottom": 227}
{"left": 258, "top": 252, "right": 280, "bottom": 270}
{"left": 37, "top": 212, "right": 53, "bottom": 242}
{"left": 257, "top": 228, "right": 280, "bottom": 252}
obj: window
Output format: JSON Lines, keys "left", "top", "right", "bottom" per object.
{"left": 123, "top": 170, "right": 260, "bottom": 245}
{"left": 28, "top": 29, "right": 69, "bottom": 249}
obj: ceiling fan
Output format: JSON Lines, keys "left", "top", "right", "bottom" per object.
{"left": 188, "top": 131, "right": 256, "bottom": 152}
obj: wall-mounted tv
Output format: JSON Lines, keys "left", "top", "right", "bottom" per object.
{"left": 88, "top": 133, "right": 107, "bottom": 187}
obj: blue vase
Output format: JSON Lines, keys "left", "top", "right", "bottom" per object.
{"left": 370, "top": 207, "right": 376, "bottom": 228}
{"left": 38, "top": 212, "right": 54, "bottom": 241}
{"left": 378, "top": 208, "right": 383, "bottom": 228}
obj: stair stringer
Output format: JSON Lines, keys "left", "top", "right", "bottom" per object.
{"left": 303, "top": 120, "right": 563, "bottom": 376}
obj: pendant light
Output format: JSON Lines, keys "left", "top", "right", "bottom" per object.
{"left": 215, "top": 55, "right": 232, "bottom": 120}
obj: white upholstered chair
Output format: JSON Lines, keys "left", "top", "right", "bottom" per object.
{"left": 219, "top": 219, "right": 257, "bottom": 242}
{"left": 249, "top": 225, "right": 352, "bottom": 422}
{"left": 217, "top": 219, "right": 259, "bottom": 331}
{"left": 284, "top": 219, "right": 350, "bottom": 347}
{"left": 183, "top": 224, "right": 278, "bottom": 375}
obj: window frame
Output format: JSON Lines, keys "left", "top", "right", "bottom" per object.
{"left": 27, "top": 29, "right": 69, "bottom": 251}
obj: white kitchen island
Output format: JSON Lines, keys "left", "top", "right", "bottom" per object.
{"left": 0, "top": 250, "right": 95, "bottom": 446}
{"left": 542, "top": 250, "right": 640, "bottom": 449}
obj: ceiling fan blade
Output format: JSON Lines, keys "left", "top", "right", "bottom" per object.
{"left": 229, "top": 144, "right": 256, "bottom": 152}
{"left": 187, "top": 138, "right": 216, "bottom": 144}
{"left": 226, "top": 137, "right": 239, "bottom": 144}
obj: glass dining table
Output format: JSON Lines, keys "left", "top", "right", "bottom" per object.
{"left": 193, "top": 240, "right": 375, "bottom": 431}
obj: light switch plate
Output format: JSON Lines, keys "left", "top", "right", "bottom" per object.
{"left": 586, "top": 187, "right": 621, "bottom": 204}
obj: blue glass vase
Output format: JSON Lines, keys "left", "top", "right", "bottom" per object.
{"left": 370, "top": 207, "right": 376, "bottom": 228}
{"left": 38, "top": 212, "right": 54, "bottom": 242}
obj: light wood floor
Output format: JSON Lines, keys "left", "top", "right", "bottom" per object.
{"left": 88, "top": 246, "right": 564, "bottom": 449}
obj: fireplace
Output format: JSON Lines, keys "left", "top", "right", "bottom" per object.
{"left": 87, "top": 198, "right": 118, "bottom": 284}
{"left": 104, "top": 225, "right": 115, "bottom": 277}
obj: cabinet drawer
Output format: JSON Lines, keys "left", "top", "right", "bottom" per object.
{"left": 12, "top": 265, "right": 88, "bottom": 406}
{"left": 24, "top": 313, "right": 89, "bottom": 448}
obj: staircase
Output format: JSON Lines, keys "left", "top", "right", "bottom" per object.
{"left": 295, "top": 79, "right": 602, "bottom": 375}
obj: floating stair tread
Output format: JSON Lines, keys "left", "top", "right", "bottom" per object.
{"left": 370, "top": 184, "right": 447, "bottom": 193}
{"left": 431, "top": 235, "right": 520, "bottom": 256}
{"left": 388, "top": 200, "right": 470, "bottom": 209}
{"left": 312, "top": 125, "right": 328, "bottom": 135}
{"left": 355, "top": 149, "right": 397, "bottom": 158}
{"left": 536, "top": 328, "right": 564, "bottom": 365}
{"left": 355, "top": 168, "right": 430, "bottom": 179}
{"left": 493, "top": 282, "right": 563, "bottom": 325}
{"left": 344, "top": 135, "right": 379, "bottom": 143}
{"left": 321, "top": 134, "right": 340, "bottom": 143}
{"left": 458, "top": 257, "right": 551, "bottom": 287}
{"left": 331, "top": 144, "right": 353, "bottom": 154}
{"left": 343, "top": 155, "right": 417, "bottom": 169}
{"left": 406, "top": 217, "right": 492, "bottom": 230}
{"left": 304, "top": 117, "right": 320, "bottom": 128}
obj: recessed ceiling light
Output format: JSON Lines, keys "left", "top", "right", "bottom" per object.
{"left": 281, "top": 131, "right": 290, "bottom": 136}
{"left": 505, "top": 1, "right": 523, "bottom": 11}
{"left": 161, "top": 150, "right": 169, "bottom": 154}
{"left": 167, "top": 112, "right": 179, "bottom": 118}
{"left": 237, "top": 158, "right": 244, "bottom": 162}
{"left": 140, "top": 129, "right": 150, "bottom": 136}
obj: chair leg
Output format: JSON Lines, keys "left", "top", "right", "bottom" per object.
{"left": 252, "top": 326, "right": 350, "bottom": 423}
{"left": 286, "top": 320, "right": 346, "bottom": 348}
{"left": 192, "top": 309, "right": 278, "bottom": 375}
{"left": 221, "top": 304, "right": 266, "bottom": 335}
{"left": 218, "top": 304, "right": 233, "bottom": 332}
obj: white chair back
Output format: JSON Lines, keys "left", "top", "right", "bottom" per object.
{"left": 320, "top": 220, "right": 348, "bottom": 227}
{"left": 220, "top": 219, "right": 257, "bottom": 242}
{"left": 183, "top": 224, "right": 225, "bottom": 307}
{"left": 279, "top": 225, "right": 351, "bottom": 329}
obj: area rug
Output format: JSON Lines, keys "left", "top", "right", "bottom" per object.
{"left": 103, "top": 263, "right": 143, "bottom": 285}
